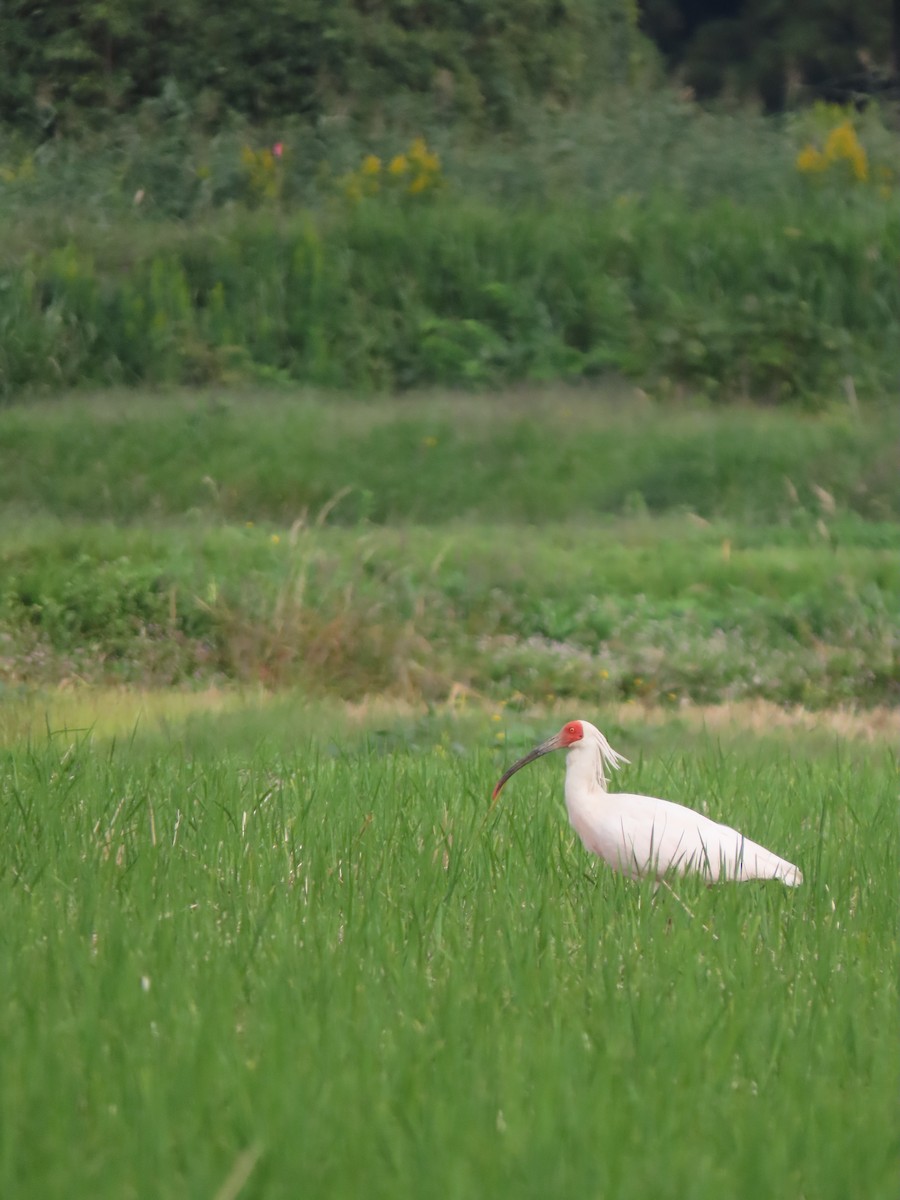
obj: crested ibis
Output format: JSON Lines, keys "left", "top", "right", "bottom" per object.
{"left": 491, "top": 719, "right": 803, "bottom": 886}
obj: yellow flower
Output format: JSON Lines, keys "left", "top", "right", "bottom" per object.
{"left": 823, "top": 121, "right": 852, "bottom": 159}
{"left": 823, "top": 121, "right": 868, "bottom": 181}
{"left": 491, "top": 713, "right": 501, "bottom": 722}
{"left": 408, "top": 174, "right": 430, "bottom": 195}
{"left": 422, "top": 435, "right": 438, "bottom": 448}
{"left": 409, "top": 138, "right": 440, "bottom": 174}
{"left": 388, "top": 154, "right": 409, "bottom": 176}
{"left": 270, "top": 534, "right": 281, "bottom": 545}
{"left": 361, "top": 154, "right": 381, "bottom": 176}
{"left": 796, "top": 144, "right": 826, "bottom": 174}
{"left": 599, "top": 669, "right": 609, "bottom": 680}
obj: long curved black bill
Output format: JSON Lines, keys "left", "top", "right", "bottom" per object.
{"left": 489, "top": 733, "right": 564, "bottom": 808}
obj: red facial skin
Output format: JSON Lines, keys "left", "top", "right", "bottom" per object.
{"left": 491, "top": 719, "right": 584, "bottom": 802}
{"left": 560, "top": 720, "right": 584, "bottom": 746}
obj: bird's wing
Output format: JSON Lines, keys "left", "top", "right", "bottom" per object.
{"left": 586, "top": 793, "right": 801, "bottom": 884}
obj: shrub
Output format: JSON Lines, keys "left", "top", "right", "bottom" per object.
{"left": 0, "top": 0, "right": 639, "bottom": 132}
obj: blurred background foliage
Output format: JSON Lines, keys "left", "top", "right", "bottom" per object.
{"left": 1, "top": 0, "right": 895, "bottom": 135}
{"left": 0, "top": 0, "right": 640, "bottom": 134}
{"left": 640, "top": 0, "right": 896, "bottom": 111}
{"left": 0, "top": 1, "right": 897, "bottom": 403}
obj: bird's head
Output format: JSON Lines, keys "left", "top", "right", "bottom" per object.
{"left": 490, "top": 718, "right": 628, "bottom": 804}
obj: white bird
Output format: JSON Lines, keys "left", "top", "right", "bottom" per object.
{"left": 491, "top": 719, "right": 803, "bottom": 886}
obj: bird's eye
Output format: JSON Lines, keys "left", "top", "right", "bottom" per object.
{"left": 568, "top": 725, "right": 577, "bottom": 735}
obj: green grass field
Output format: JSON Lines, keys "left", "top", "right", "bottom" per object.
{"left": 1, "top": 699, "right": 897, "bottom": 1198}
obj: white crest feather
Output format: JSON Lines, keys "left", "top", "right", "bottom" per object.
{"left": 588, "top": 725, "right": 629, "bottom": 789}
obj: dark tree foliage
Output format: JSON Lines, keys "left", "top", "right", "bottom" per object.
{"left": 639, "top": 0, "right": 895, "bottom": 109}
{"left": 0, "top": 0, "right": 637, "bottom": 130}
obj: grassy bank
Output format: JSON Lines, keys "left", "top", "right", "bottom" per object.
{"left": 2, "top": 389, "right": 897, "bottom": 523}
{"left": 3, "top": 516, "right": 897, "bottom": 704}
{"left": 2, "top": 390, "right": 897, "bottom": 705}
{"left": 1, "top": 194, "right": 896, "bottom": 401}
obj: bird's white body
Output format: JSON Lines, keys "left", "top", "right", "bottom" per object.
{"left": 493, "top": 719, "right": 803, "bottom": 886}
{"left": 564, "top": 767, "right": 802, "bottom": 885}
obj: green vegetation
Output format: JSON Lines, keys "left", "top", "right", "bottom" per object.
{"left": 1, "top": 0, "right": 638, "bottom": 132}
{"left": 2, "top": 8, "right": 897, "bottom": 1195}
{"left": 3, "top": 0, "right": 892, "bottom": 131}
{"left": 3, "top": 389, "right": 897, "bottom": 523}
{"left": 2, "top": 99, "right": 897, "bottom": 401}
{"left": 2, "top": 391, "right": 897, "bottom": 706}
{"left": 0, "top": 704, "right": 896, "bottom": 1198}
{"left": 0, "top": 192, "right": 895, "bottom": 400}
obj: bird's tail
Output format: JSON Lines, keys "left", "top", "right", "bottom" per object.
{"left": 746, "top": 845, "right": 803, "bottom": 886}
{"left": 776, "top": 860, "right": 803, "bottom": 887}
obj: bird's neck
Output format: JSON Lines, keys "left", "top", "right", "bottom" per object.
{"left": 564, "top": 749, "right": 608, "bottom": 813}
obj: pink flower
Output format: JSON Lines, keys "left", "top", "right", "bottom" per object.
{"left": 272, "top": 142, "right": 284, "bottom": 159}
